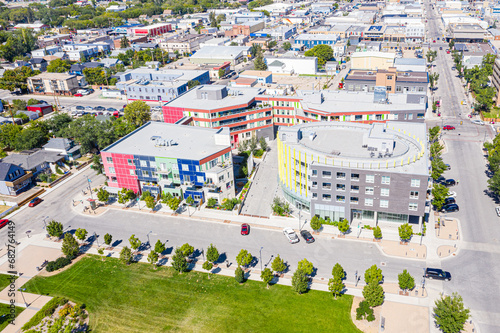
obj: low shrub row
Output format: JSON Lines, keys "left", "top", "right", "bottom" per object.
{"left": 46, "top": 257, "right": 72, "bottom": 272}
{"left": 22, "top": 297, "right": 68, "bottom": 330}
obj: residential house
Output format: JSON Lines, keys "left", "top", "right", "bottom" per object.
{"left": 43, "top": 138, "right": 82, "bottom": 161}
{"left": 0, "top": 162, "right": 32, "bottom": 196}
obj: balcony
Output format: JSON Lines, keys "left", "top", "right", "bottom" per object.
{"left": 5, "top": 171, "right": 33, "bottom": 187}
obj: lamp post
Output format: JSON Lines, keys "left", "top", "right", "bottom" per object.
{"left": 146, "top": 230, "right": 152, "bottom": 248}
{"left": 19, "top": 288, "right": 28, "bottom": 307}
{"left": 83, "top": 175, "right": 94, "bottom": 199}
{"left": 355, "top": 270, "right": 358, "bottom": 287}
{"left": 259, "top": 246, "right": 263, "bottom": 271}
{"left": 94, "top": 232, "right": 99, "bottom": 248}
{"left": 298, "top": 205, "right": 302, "bottom": 231}
{"left": 41, "top": 216, "right": 49, "bottom": 230}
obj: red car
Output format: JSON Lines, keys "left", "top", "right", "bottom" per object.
{"left": 241, "top": 223, "right": 250, "bottom": 235}
{"left": 0, "top": 219, "right": 8, "bottom": 229}
{"left": 446, "top": 50, "right": 451, "bottom": 54}
{"left": 443, "top": 125, "right": 455, "bottom": 130}
{"left": 433, "top": 40, "right": 436, "bottom": 43}
{"left": 28, "top": 197, "right": 42, "bottom": 207}
{"left": 74, "top": 93, "right": 83, "bottom": 97}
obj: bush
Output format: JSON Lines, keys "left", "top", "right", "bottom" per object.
{"left": 221, "top": 198, "right": 240, "bottom": 211}
{"left": 206, "top": 197, "right": 217, "bottom": 208}
{"left": 356, "top": 300, "right": 375, "bottom": 322}
{"left": 22, "top": 297, "right": 68, "bottom": 330}
{"left": 373, "top": 226, "right": 382, "bottom": 239}
{"left": 235, "top": 266, "right": 245, "bottom": 283}
{"left": 46, "top": 257, "right": 72, "bottom": 272}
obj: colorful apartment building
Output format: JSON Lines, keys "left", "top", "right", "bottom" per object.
{"left": 101, "top": 122, "right": 235, "bottom": 204}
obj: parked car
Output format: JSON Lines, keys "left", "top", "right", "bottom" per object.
{"left": 85, "top": 106, "right": 93, "bottom": 111}
{"left": 443, "top": 125, "right": 455, "bottom": 130}
{"left": 74, "top": 93, "right": 83, "bottom": 97}
{"left": 446, "top": 50, "right": 451, "bottom": 54}
{"left": 471, "top": 119, "right": 485, "bottom": 125}
{"left": 106, "top": 107, "right": 118, "bottom": 112}
{"left": 75, "top": 106, "right": 85, "bottom": 111}
{"left": 445, "top": 164, "right": 451, "bottom": 170}
{"left": 300, "top": 230, "right": 315, "bottom": 244}
{"left": 442, "top": 203, "right": 459, "bottom": 212}
{"left": 448, "top": 191, "right": 457, "bottom": 198}
{"left": 444, "top": 197, "right": 456, "bottom": 205}
{"left": 0, "top": 219, "right": 8, "bottom": 229}
{"left": 496, "top": 207, "right": 500, "bottom": 217}
{"left": 442, "top": 179, "right": 456, "bottom": 187}
{"left": 283, "top": 227, "right": 299, "bottom": 244}
{"left": 241, "top": 223, "right": 250, "bottom": 235}
{"left": 28, "top": 197, "right": 42, "bottom": 207}
{"left": 439, "top": 46, "right": 443, "bottom": 50}
{"left": 424, "top": 268, "right": 451, "bottom": 281}
{"left": 95, "top": 106, "right": 105, "bottom": 111}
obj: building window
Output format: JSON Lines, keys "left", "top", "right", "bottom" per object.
{"left": 312, "top": 181, "right": 318, "bottom": 188}
{"left": 351, "top": 185, "right": 359, "bottom": 192}
{"left": 106, "top": 157, "right": 113, "bottom": 163}
{"left": 322, "top": 182, "right": 331, "bottom": 189}
{"left": 396, "top": 86, "right": 402, "bottom": 92}
{"left": 386, "top": 86, "right": 392, "bottom": 92}
{"left": 365, "top": 198, "right": 373, "bottom": 206}
{"left": 366, "top": 175, "right": 375, "bottom": 183}
{"left": 127, "top": 159, "right": 134, "bottom": 166}
{"left": 322, "top": 171, "right": 332, "bottom": 178}
{"left": 351, "top": 173, "right": 360, "bottom": 181}
{"left": 111, "top": 177, "right": 117, "bottom": 182}
{"left": 409, "top": 203, "right": 418, "bottom": 211}
{"left": 109, "top": 167, "right": 115, "bottom": 174}
{"left": 410, "top": 191, "right": 419, "bottom": 199}
{"left": 140, "top": 160, "right": 148, "bottom": 167}
{"left": 350, "top": 197, "right": 359, "bottom": 204}
{"left": 312, "top": 193, "right": 318, "bottom": 199}
{"left": 365, "top": 187, "right": 374, "bottom": 195}
{"left": 312, "top": 169, "right": 318, "bottom": 177}
{"left": 336, "top": 172, "right": 346, "bottom": 179}
{"left": 336, "top": 184, "right": 345, "bottom": 191}
{"left": 387, "top": 75, "right": 393, "bottom": 80}
{"left": 182, "top": 164, "right": 189, "bottom": 171}
{"left": 197, "top": 176, "right": 204, "bottom": 183}
{"left": 129, "top": 169, "right": 135, "bottom": 176}
{"left": 336, "top": 195, "right": 345, "bottom": 203}
{"left": 411, "top": 179, "right": 421, "bottom": 187}
{"left": 381, "top": 176, "right": 390, "bottom": 184}
{"left": 380, "top": 200, "right": 389, "bottom": 208}
{"left": 381, "top": 188, "right": 390, "bottom": 196}
{"left": 323, "top": 194, "right": 332, "bottom": 201}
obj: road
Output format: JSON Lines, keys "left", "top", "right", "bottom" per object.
{"left": 425, "top": 1, "right": 500, "bottom": 332}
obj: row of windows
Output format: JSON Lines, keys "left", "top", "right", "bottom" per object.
{"left": 312, "top": 171, "right": 392, "bottom": 184}
{"left": 312, "top": 193, "right": 418, "bottom": 211}
{"left": 311, "top": 182, "right": 419, "bottom": 199}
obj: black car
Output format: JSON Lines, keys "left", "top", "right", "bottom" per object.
{"left": 442, "top": 203, "right": 459, "bottom": 212}
{"left": 300, "top": 230, "right": 315, "bottom": 244}
{"left": 444, "top": 197, "right": 456, "bottom": 205}
{"left": 438, "top": 178, "right": 456, "bottom": 187}
{"left": 95, "top": 106, "right": 105, "bottom": 111}
{"left": 424, "top": 268, "right": 451, "bottom": 281}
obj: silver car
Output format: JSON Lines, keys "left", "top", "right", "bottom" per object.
{"left": 471, "top": 119, "right": 484, "bottom": 125}
{"left": 283, "top": 227, "right": 300, "bottom": 244}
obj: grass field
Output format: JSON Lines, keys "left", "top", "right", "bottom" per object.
{"left": 0, "top": 303, "right": 24, "bottom": 331}
{"left": 23, "top": 255, "right": 360, "bottom": 333}
{"left": 0, "top": 273, "right": 16, "bottom": 291}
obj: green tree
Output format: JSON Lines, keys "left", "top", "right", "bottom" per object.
{"left": 207, "top": 197, "right": 217, "bottom": 208}
{"left": 218, "top": 68, "right": 225, "bottom": 78}
{"left": 83, "top": 67, "right": 107, "bottom": 85}
{"left": 356, "top": 300, "right": 375, "bottom": 322}
{"left": 186, "top": 195, "right": 194, "bottom": 206}
{"left": 206, "top": 243, "right": 219, "bottom": 263}
{"left": 283, "top": 41, "right": 291, "bottom": 51}
{"left": 310, "top": 215, "right": 322, "bottom": 231}
{"left": 259, "top": 137, "right": 268, "bottom": 151}
{"left": 297, "top": 258, "right": 314, "bottom": 275}
{"left": 47, "top": 59, "right": 71, "bottom": 73}
{"left": 187, "top": 80, "right": 200, "bottom": 89}
{"left": 332, "top": 263, "right": 345, "bottom": 280}
{"left": 129, "top": 234, "right": 141, "bottom": 252}
{"left": 171, "top": 248, "right": 188, "bottom": 273}
{"left": 124, "top": 100, "right": 151, "bottom": 127}
{"left": 11, "top": 99, "right": 26, "bottom": 111}
{"left": 236, "top": 249, "right": 253, "bottom": 268}
{"left": 271, "top": 254, "right": 286, "bottom": 275}
{"left": 488, "top": 172, "right": 500, "bottom": 196}
{"left": 431, "top": 158, "right": 448, "bottom": 181}
{"left": 91, "top": 154, "right": 103, "bottom": 174}
{"left": 433, "top": 293, "right": 470, "bottom": 333}
{"left": 97, "top": 188, "right": 110, "bottom": 203}
{"left": 61, "top": 233, "right": 79, "bottom": 259}
{"left": 304, "top": 44, "right": 333, "bottom": 65}
{"left": 363, "top": 281, "right": 385, "bottom": 307}
{"left": 0, "top": 66, "right": 39, "bottom": 92}
{"left": 398, "top": 269, "right": 415, "bottom": 292}
{"left": 120, "top": 36, "right": 130, "bottom": 49}
{"left": 104, "top": 233, "right": 112, "bottom": 246}
{"left": 432, "top": 183, "right": 449, "bottom": 211}
{"left": 426, "top": 50, "right": 437, "bottom": 63}
{"left": 74, "top": 228, "right": 87, "bottom": 243}
{"left": 364, "top": 264, "right": 383, "bottom": 284}
{"left": 179, "top": 243, "right": 194, "bottom": 258}
{"left": 328, "top": 275, "right": 345, "bottom": 299}
{"left": 337, "top": 219, "right": 350, "bottom": 234}
{"left": 429, "top": 72, "right": 439, "bottom": 90}
{"left": 145, "top": 195, "right": 156, "bottom": 210}
{"left": 148, "top": 250, "right": 159, "bottom": 268}
{"left": 398, "top": 223, "right": 413, "bottom": 243}
{"left": 167, "top": 196, "right": 181, "bottom": 211}
{"left": 430, "top": 141, "right": 444, "bottom": 158}
{"left": 235, "top": 266, "right": 245, "bottom": 283}
{"left": 373, "top": 226, "right": 382, "bottom": 239}
{"left": 154, "top": 240, "right": 165, "bottom": 254}
{"left": 254, "top": 53, "right": 267, "bottom": 70}
{"left": 292, "top": 269, "right": 309, "bottom": 294}
{"left": 46, "top": 220, "right": 63, "bottom": 238}
{"left": 448, "top": 39, "right": 455, "bottom": 49}
{"left": 120, "top": 246, "right": 132, "bottom": 264}
{"left": 203, "top": 261, "right": 213, "bottom": 278}
{"left": 260, "top": 268, "right": 274, "bottom": 289}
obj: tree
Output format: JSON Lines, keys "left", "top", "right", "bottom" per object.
{"left": 398, "top": 269, "right": 415, "bottom": 292}
{"left": 203, "top": 261, "right": 213, "bottom": 278}
{"left": 74, "top": 228, "right": 88, "bottom": 243}
{"left": 260, "top": 268, "right": 274, "bottom": 289}
{"left": 310, "top": 215, "right": 322, "bottom": 232}
{"left": 373, "top": 226, "right": 382, "bottom": 239}
{"left": 187, "top": 80, "right": 200, "bottom": 89}
{"left": 297, "top": 258, "right": 314, "bottom": 275}
{"left": 186, "top": 195, "right": 194, "bottom": 206}
{"left": 154, "top": 240, "right": 165, "bottom": 254}
{"left": 259, "top": 137, "right": 268, "bottom": 151}
{"left": 91, "top": 154, "right": 103, "bottom": 175}
{"left": 271, "top": 254, "right": 286, "bottom": 275}
{"left": 11, "top": 99, "right": 26, "bottom": 111}
{"left": 429, "top": 126, "right": 440, "bottom": 142}
{"left": 332, "top": 263, "right": 345, "bottom": 280}
{"left": 328, "top": 275, "right": 345, "bottom": 299}
{"left": 432, "top": 183, "right": 449, "bottom": 211}
{"left": 97, "top": 188, "right": 110, "bottom": 203}
{"left": 337, "top": 219, "right": 350, "bottom": 234}
{"left": 47, "top": 59, "right": 71, "bottom": 73}
{"left": 432, "top": 158, "right": 448, "bottom": 181}
{"left": 292, "top": 269, "right": 309, "bottom": 294}
{"left": 179, "top": 243, "right": 194, "bottom": 258}
{"left": 363, "top": 281, "right": 385, "bottom": 307}
{"left": 145, "top": 195, "right": 156, "bottom": 210}
{"left": 488, "top": 172, "right": 500, "bottom": 196}
{"left": 283, "top": 41, "right": 291, "bottom": 51}
{"left": 236, "top": 249, "right": 253, "bottom": 268}
{"left": 104, "top": 233, "right": 112, "bottom": 246}
{"left": 398, "top": 223, "right": 413, "bottom": 243}
{"left": 218, "top": 68, "right": 225, "bottom": 78}
{"left": 433, "top": 293, "right": 470, "bottom": 333}
{"left": 364, "top": 264, "right": 383, "bottom": 284}
{"left": 266, "top": 40, "right": 277, "bottom": 50}
{"left": 46, "top": 220, "right": 63, "bottom": 238}
{"left": 356, "top": 300, "right": 375, "bottom": 322}
{"left": 429, "top": 72, "right": 439, "bottom": 90}
{"left": 448, "top": 39, "right": 455, "bottom": 49}
{"left": 206, "top": 243, "right": 219, "bottom": 263}
{"left": 120, "top": 36, "right": 130, "bottom": 49}
{"left": 83, "top": 67, "right": 107, "bottom": 85}
{"left": 304, "top": 44, "right": 333, "bottom": 65}
{"left": 207, "top": 197, "right": 217, "bottom": 208}
{"left": 426, "top": 50, "right": 437, "bottom": 64}
{"left": 147, "top": 250, "right": 159, "bottom": 268}
{"left": 120, "top": 246, "right": 132, "bottom": 264}
{"left": 129, "top": 234, "right": 141, "bottom": 252}
{"left": 61, "top": 233, "right": 79, "bottom": 259}
{"left": 254, "top": 53, "right": 267, "bottom": 70}
{"left": 124, "top": 100, "right": 150, "bottom": 127}
{"left": 235, "top": 266, "right": 245, "bottom": 283}
{"left": 171, "top": 248, "right": 188, "bottom": 273}
{"left": 430, "top": 141, "right": 444, "bottom": 158}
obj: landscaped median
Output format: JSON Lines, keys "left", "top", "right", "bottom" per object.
{"left": 23, "top": 255, "right": 361, "bottom": 333}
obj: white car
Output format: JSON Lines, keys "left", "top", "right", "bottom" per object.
{"left": 283, "top": 227, "right": 300, "bottom": 244}
{"left": 471, "top": 119, "right": 485, "bottom": 125}
{"left": 447, "top": 191, "right": 457, "bottom": 198}
{"left": 496, "top": 207, "right": 500, "bottom": 217}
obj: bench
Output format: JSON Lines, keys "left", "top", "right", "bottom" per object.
{"left": 36, "top": 260, "right": 49, "bottom": 271}
{"left": 380, "top": 316, "right": 385, "bottom": 331}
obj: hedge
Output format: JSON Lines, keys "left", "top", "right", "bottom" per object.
{"left": 22, "top": 297, "right": 68, "bottom": 330}
{"left": 46, "top": 257, "right": 72, "bottom": 272}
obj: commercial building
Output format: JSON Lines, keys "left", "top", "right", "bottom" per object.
{"left": 277, "top": 121, "right": 428, "bottom": 228}
{"left": 224, "top": 21, "right": 265, "bottom": 37}
{"left": 239, "top": 70, "right": 272, "bottom": 84}
{"left": 27, "top": 73, "right": 79, "bottom": 96}
{"left": 101, "top": 122, "right": 235, "bottom": 204}
{"left": 129, "top": 23, "right": 173, "bottom": 37}
{"left": 351, "top": 51, "right": 395, "bottom": 70}
{"left": 265, "top": 55, "right": 318, "bottom": 75}
{"left": 344, "top": 68, "right": 429, "bottom": 94}
{"left": 189, "top": 46, "right": 251, "bottom": 66}
{"left": 159, "top": 34, "right": 212, "bottom": 53}
{"left": 294, "top": 34, "right": 340, "bottom": 49}
{"left": 251, "top": 26, "right": 297, "bottom": 41}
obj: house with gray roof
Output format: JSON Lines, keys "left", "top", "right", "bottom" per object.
{"left": 0, "top": 162, "right": 33, "bottom": 196}
{"left": 2, "top": 149, "right": 66, "bottom": 176}
{"left": 43, "top": 138, "right": 81, "bottom": 161}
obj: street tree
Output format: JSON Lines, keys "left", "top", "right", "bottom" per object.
{"left": 235, "top": 266, "right": 245, "bottom": 283}
{"left": 104, "top": 233, "right": 112, "bottom": 246}
{"left": 304, "top": 44, "right": 333, "bottom": 65}
{"left": 328, "top": 275, "right": 345, "bottom": 299}
{"left": 259, "top": 137, "right": 268, "bottom": 151}
{"left": 206, "top": 243, "right": 219, "bottom": 263}
{"left": 398, "top": 223, "right": 413, "bottom": 243}
{"left": 364, "top": 264, "right": 383, "bottom": 284}
{"left": 186, "top": 195, "right": 194, "bottom": 206}
{"left": 297, "top": 258, "right": 314, "bottom": 275}
{"left": 271, "top": 254, "right": 286, "bottom": 275}
{"left": 74, "top": 228, "right": 88, "bottom": 243}
{"left": 430, "top": 141, "right": 444, "bottom": 158}
{"left": 373, "top": 226, "right": 382, "bottom": 239}
{"left": 154, "top": 240, "right": 165, "bottom": 254}
{"left": 398, "top": 269, "right": 415, "bottom": 292}
{"left": 171, "top": 248, "right": 188, "bottom": 273}
{"left": 429, "top": 72, "right": 440, "bottom": 90}
{"left": 429, "top": 126, "right": 441, "bottom": 142}
{"left": 431, "top": 158, "right": 448, "bottom": 181}
{"left": 260, "top": 268, "right": 274, "bottom": 289}
{"left": 433, "top": 293, "right": 470, "bottom": 333}
{"left": 145, "top": 195, "right": 156, "bottom": 210}
{"left": 332, "top": 263, "right": 345, "bottom": 280}
{"left": 426, "top": 50, "right": 437, "bottom": 63}
{"left": 337, "top": 219, "right": 350, "bottom": 234}
{"left": 362, "top": 281, "right": 385, "bottom": 307}
{"left": 148, "top": 251, "right": 159, "bottom": 268}
{"left": 129, "top": 234, "right": 141, "bottom": 252}
{"left": 62, "top": 233, "right": 79, "bottom": 259}
{"left": 488, "top": 172, "right": 500, "bottom": 196}
{"left": 448, "top": 39, "right": 455, "bottom": 49}
{"left": 356, "top": 300, "right": 375, "bottom": 322}
{"left": 432, "top": 183, "right": 449, "bottom": 211}
{"left": 310, "top": 215, "right": 322, "bottom": 232}
{"left": 254, "top": 53, "right": 267, "bottom": 70}
{"left": 124, "top": 100, "right": 151, "bottom": 127}
{"left": 203, "top": 261, "right": 213, "bottom": 278}
{"left": 179, "top": 243, "right": 194, "bottom": 258}
{"left": 120, "top": 246, "right": 132, "bottom": 265}
{"left": 46, "top": 220, "right": 63, "bottom": 238}
{"left": 283, "top": 41, "right": 292, "bottom": 51}
{"left": 236, "top": 249, "right": 253, "bottom": 268}
{"left": 97, "top": 188, "right": 109, "bottom": 203}
{"left": 292, "top": 269, "right": 309, "bottom": 294}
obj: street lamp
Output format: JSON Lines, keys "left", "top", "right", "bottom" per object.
{"left": 41, "top": 216, "right": 49, "bottom": 230}
{"left": 259, "top": 247, "right": 264, "bottom": 271}
{"left": 146, "top": 230, "right": 153, "bottom": 248}
{"left": 83, "top": 175, "right": 94, "bottom": 199}
{"left": 355, "top": 270, "right": 358, "bottom": 287}
{"left": 94, "top": 232, "right": 99, "bottom": 248}
{"left": 298, "top": 205, "right": 302, "bottom": 230}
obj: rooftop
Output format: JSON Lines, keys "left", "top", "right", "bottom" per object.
{"left": 102, "top": 122, "right": 230, "bottom": 161}
{"left": 29, "top": 72, "right": 76, "bottom": 80}
{"left": 2, "top": 150, "right": 63, "bottom": 170}
{"left": 346, "top": 69, "right": 428, "bottom": 83}
{"left": 190, "top": 46, "right": 250, "bottom": 60}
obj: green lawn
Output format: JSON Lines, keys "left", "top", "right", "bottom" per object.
{"left": 0, "top": 273, "right": 16, "bottom": 291}
{"left": 23, "top": 255, "right": 360, "bottom": 333}
{"left": 0, "top": 303, "right": 24, "bottom": 331}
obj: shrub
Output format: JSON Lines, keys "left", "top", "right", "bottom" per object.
{"left": 373, "top": 226, "right": 382, "bottom": 239}
{"left": 46, "top": 257, "right": 72, "bottom": 272}
{"left": 235, "top": 266, "right": 245, "bottom": 283}
{"left": 22, "top": 297, "right": 68, "bottom": 330}
{"left": 58, "top": 303, "right": 73, "bottom": 317}
{"left": 221, "top": 198, "right": 240, "bottom": 211}
{"left": 356, "top": 300, "right": 375, "bottom": 322}
{"left": 206, "top": 197, "right": 217, "bottom": 208}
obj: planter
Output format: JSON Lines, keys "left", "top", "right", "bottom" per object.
{"left": 338, "top": 234, "right": 345, "bottom": 238}
{"left": 399, "top": 241, "right": 409, "bottom": 245}
{"left": 373, "top": 238, "right": 381, "bottom": 242}
{"left": 398, "top": 291, "right": 409, "bottom": 296}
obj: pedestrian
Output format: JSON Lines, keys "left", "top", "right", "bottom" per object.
{"left": 456, "top": 179, "right": 460, "bottom": 185}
